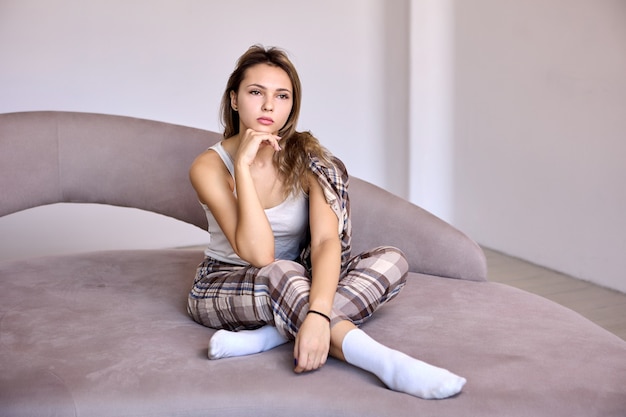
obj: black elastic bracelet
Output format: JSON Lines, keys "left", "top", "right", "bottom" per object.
{"left": 307, "top": 310, "right": 331, "bottom": 323}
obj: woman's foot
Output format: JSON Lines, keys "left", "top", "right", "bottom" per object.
{"left": 341, "top": 329, "right": 466, "bottom": 399}
{"left": 208, "top": 325, "right": 288, "bottom": 359}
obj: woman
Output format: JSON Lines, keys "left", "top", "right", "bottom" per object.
{"left": 187, "top": 45, "right": 466, "bottom": 400}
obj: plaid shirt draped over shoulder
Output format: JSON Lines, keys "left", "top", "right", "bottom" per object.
{"left": 299, "top": 153, "right": 352, "bottom": 272}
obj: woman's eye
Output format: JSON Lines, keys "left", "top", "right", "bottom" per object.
{"left": 278, "top": 94, "right": 290, "bottom": 100}
{"left": 250, "top": 90, "right": 261, "bottom": 95}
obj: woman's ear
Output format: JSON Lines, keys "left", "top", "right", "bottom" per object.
{"left": 230, "top": 90, "right": 238, "bottom": 111}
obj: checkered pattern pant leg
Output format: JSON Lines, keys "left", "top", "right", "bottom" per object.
{"left": 187, "top": 246, "right": 408, "bottom": 340}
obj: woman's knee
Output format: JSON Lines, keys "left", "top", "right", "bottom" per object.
{"left": 258, "top": 259, "right": 310, "bottom": 296}
{"left": 367, "top": 246, "right": 409, "bottom": 279}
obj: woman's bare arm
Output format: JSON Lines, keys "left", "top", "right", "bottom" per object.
{"left": 189, "top": 138, "right": 277, "bottom": 267}
{"left": 293, "top": 173, "right": 341, "bottom": 373}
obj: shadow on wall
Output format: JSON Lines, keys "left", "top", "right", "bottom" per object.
{"left": 382, "top": 0, "right": 410, "bottom": 199}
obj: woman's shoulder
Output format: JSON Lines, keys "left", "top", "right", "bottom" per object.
{"left": 190, "top": 144, "right": 231, "bottom": 179}
{"left": 328, "top": 153, "right": 347, "bottom": 173}
{"left": 309, "top": 148, "right": 348, "bottom": 176}
{"left": 190, "top": 144, "right": 235, "bottom": 201}
{"left": 191, "top": 146, "right": 220, "bottom": 168}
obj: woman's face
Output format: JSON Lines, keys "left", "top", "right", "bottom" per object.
{"left": 231, "top": 63, "right": 293, "bottom": 135}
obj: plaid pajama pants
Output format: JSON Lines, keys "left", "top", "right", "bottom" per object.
{"left": 187, "top": 246, "right": 408, "bottom": 340}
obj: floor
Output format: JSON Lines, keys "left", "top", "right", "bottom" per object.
{"left": 484, "top": 247, "right": 626, "bottom": 341}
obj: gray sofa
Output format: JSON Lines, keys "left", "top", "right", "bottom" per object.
{"left": 1, "top": 111, "right": 625, "bottom": 417}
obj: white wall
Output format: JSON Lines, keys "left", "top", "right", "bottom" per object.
{"left": 0, "top": 0, "right": 409, "bottom": 260}
{"left": 450, "top": 0, "right": 626, "bottom": 293}
{"left": 409, "top": 0, "right": 455, "bottom": 221}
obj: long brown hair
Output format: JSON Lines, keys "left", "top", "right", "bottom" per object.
{"left": 220, "top": 45, "right": 331, "bottom": 196}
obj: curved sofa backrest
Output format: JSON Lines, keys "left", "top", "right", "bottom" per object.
{"left": 1, "top": 111, "right": 487, "bottom": 280}
{"left": 0, "top": 111, "right": 220, "bottom": 230}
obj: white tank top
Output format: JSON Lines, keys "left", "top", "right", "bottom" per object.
{"left": 201, "top": 142, "right": 309, "bottom": 265}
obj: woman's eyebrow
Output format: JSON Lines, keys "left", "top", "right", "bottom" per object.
{"left": 246, "top": 83, "right": 292, "bottom": 93}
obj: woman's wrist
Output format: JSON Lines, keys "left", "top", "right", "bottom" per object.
{"left": 307, "top": 309, "right": 331, "bottom": 324}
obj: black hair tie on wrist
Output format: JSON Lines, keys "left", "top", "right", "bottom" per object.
{"left": 307, "top": 310, "right": 331, "bottom": 323}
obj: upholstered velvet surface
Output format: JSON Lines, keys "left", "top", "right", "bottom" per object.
{"left": 349, "top": 178, "right": 487, "bottom": 282}
{"left": 0, "top": 111, "right": 218, "bottom": 228}
{"left": 1, "top": 250, "right": 625, "bottom": 417}
{"left": 2, "top": 112, "right": 625, "bottom": 416}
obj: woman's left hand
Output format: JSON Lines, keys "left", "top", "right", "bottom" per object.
{"left": 293, "top": 313, "right": 331, "bottom": 373}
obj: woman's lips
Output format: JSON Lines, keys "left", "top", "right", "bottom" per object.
{"left": 257, "top": 117, "right": 274, "bottom": 125}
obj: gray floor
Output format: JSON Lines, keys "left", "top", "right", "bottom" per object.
{"left": 484, "top": 247, "right": 626, "bottom": 341}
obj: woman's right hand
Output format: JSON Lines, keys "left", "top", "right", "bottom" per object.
{"left": 226, "top": 128, "right": 282, "bottom": 266}
{"left": 293, "top": 312, "right": 331, "bottom": 373}
{"left": 236, "top": 128, "right": 282, "bottom": 167}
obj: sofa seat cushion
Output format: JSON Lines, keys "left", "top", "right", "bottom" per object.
{"left": 1, "top": 249, "right": 625, "bottom": 417}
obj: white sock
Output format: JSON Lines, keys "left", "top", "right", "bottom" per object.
{"left": 341, "top": 329, "right": 466, "bottom": 399}
{"left": 208, "top": 326, "right": 289, "bottom": 360}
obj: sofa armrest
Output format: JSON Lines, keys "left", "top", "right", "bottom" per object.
{"left": 349, "top": 177, "right": 487, "bottom": 282}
